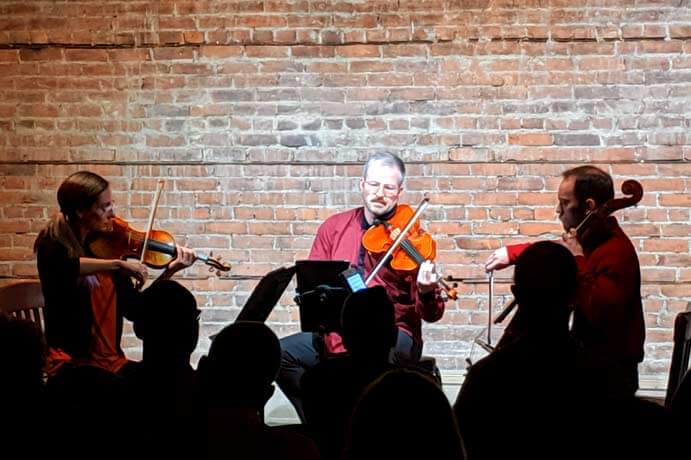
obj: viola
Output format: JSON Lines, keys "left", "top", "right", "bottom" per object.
{"left": 86, "top": 216, "right": 230, "bottom": 275}
{"left": 362, "top": 203, "right": 436, "bottom": 272}
{"left": 361, "top": 198, "right": 458, "bottom": 300}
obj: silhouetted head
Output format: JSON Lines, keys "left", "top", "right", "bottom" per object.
{"left": 199, "top": 321, "right": 281, "bottom": 409}
{"left": 511, "top": 241, "right": 578, "bottom": 327}
{"left": 345, "top": 369, "right": 466, "bottom": 460}
{"left": 135, "top": 280, "right": 200, "bottom": 363}
{"left": 341, "top": 286, "right": 397, "bottom": 358}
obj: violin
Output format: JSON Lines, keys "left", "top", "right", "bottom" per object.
{"left": 492, "top": 179, "right": 644, "bottom": 327}
{"left": 361, "top": 197, "right": 458, "bottom": 300}
{"left": 86, "top": 216, "right": 231, "bottom": 275}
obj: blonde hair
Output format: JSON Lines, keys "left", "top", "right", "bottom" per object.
{"left": 34, "top": 171, "right": 109, "bottom": 258}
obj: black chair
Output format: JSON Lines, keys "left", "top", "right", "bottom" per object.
{"left": 665, "top": 303, "right": 691, "bottom": 409}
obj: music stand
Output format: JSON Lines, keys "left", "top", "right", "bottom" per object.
{"left": 209, "top": 266, "right": 295, "bottom": 342}
{"left": 293, "top": 260, "right": 351, "bottom": 334}
{"left": 235, "top": 265, "right": 297, "bottom": 323}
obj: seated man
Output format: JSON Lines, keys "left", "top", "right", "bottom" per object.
{"left": 278, "top": 153, "right": 446, "bottom": 421}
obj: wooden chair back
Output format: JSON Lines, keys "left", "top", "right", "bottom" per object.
{"left": 0, "top": 280, "right": 45, "bottom": 335}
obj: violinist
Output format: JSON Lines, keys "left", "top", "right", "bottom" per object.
{"left": 34, "top": 171, "right": 196, "bottom": 377}
{"left": 277, "top": 152, "right": 445, "bottom": 421}
{"left": 485, "top": 165, "right": 645, "bottom": 399}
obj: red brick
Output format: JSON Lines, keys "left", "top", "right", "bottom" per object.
{"left": 552, "top": 26, "right": 597, "bottom": 41}
{"left": 153, "top": 47, "right": 195, "bottom": 60}
{"left": 292, "top": 46, "right": 335, "bottom": 58}
{"left": 670, "top": 25, "right": 691, "bottom": 39}
{"left": 19, "top": 48, "right": 63, "bottom": 62}
{"left": 236, "top": 15, "right": 287, "bottom": 28}
{"left": 245, "top": 46, "right": 290, "bottom": 58}
{"left": 659, "top": 194, "right": 691, "bottom": 207}
{"left": 0, "top": 50, "right": 19, "bottom": 62}
{"left": 638, "top": 40, "right": 683, "bottom": 54}
{"left": 107, "top": 49, "right": 150, "bottom": 61}
{"left": 159, "top": 31, "right": 185, "bottom": 44}
{"left": 336, "top": 44, "right": 380, "bottom": 58}
{"left": 508, "top": 133, "right": 553, "bottom": 146}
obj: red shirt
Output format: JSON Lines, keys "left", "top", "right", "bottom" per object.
{"left": 309, "top": 207, "right": 445, "bottom": 354}
{"left": 506, "top": 217, "right": 645, "bottom": 365}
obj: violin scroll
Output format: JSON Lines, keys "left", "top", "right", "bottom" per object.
{"left": 201, "top": 251, "right": 231, "bottom": 274}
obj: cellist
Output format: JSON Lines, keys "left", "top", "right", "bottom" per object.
{"left": 485, "top": 165, "right": 645, "bottom": 399}
{"left": 276, "top": 153, "right": 446, "bottom": 421}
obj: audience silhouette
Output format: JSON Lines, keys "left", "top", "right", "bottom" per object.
{"left": 301, "top": 286, "right": 398, "bottom": 459}
{"left": 199, "top": 321, "right": 320, "bottom": 460}
{"left": 345, "top": 368, "right": 465, "bottom": 460}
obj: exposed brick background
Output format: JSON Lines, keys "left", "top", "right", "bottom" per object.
{"left": 1, "top": 0, "right": 690, "bottom": 385}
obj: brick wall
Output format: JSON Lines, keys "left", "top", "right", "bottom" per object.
{"left": 1, "top": 0, "right": 690, "bottom": 383}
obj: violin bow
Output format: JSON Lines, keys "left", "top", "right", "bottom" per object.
{"left": 140, "top": 179, "right": 166, "bottom": 266}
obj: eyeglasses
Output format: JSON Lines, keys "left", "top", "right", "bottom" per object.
{"left": 364, "top": 181, "right": 400, "bottom": 196}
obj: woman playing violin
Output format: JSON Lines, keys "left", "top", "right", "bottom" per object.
{"left": 277, "top": 152, "right": 446, "bottom": 421}
{"left": 34, "top": 171, "right": 196, "bottom": 377}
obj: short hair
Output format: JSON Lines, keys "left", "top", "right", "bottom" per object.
{"left": 135, "top": 280, "right": 200, "bottom": 355}
{"left": 205, "top": 321, "right": 281, "bottom": 391}
{"left": 513, "top": 241, "right": 578, "bottom": 311}
{"left": 341, "top": 286, "right": 397, "bottom": 354}
{"left": 363, "top": 153, "right": 406, "bottom": 184}
{"left": 562, "top": 165, "right": 614, "bottom": 207}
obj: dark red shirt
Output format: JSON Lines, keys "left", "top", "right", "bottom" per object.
{"left": 309, "top": 207, "right": 445, "bottom": 353}
{"left": 507, "top": 217, "right": 645, "bottom": 365}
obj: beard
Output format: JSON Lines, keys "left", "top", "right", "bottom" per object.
{"left": 560, "top": 207, "right": 588, "bottom": 231}
{"left": 365, "top": 198, "right": 396, "bottom": 218}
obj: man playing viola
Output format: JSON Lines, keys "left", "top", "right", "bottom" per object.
{"left": 277, "top": 153, "right": 446, "bottom": 421}
{"left": 485, "top": 165, "right": 645, "bottom": 399}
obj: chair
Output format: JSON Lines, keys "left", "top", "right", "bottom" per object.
{"left": 665, "top": 303, "right": 691, "bottom": 409}
{"left": 0, "top": 280, "right": 45, "bottom": 336}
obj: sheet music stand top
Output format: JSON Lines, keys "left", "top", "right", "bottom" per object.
{"left": 235, "top": 265, "right": 297, "bottom": 323}
{"left": 294, "top": 259, "right": 351, "bottom": 333}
